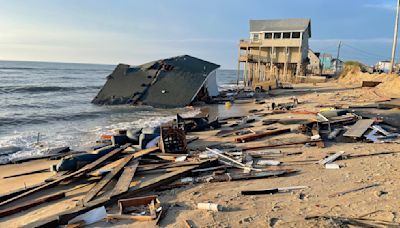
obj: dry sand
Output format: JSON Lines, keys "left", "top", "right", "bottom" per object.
{"left": 338, "top": 65, "right": 400, "bottom": 98}
{"left": 1, "top": 79, "right": 400, "bottom": 227}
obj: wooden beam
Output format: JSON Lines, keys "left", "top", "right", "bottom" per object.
{"left": 242, "top": 139, "right": 323, "bottom": 151}
{"left": 0, "top": 144, "right": 132, "bottom": 208}
{"left": 234, "top": 128, "right": 291, "bottom": 143}
{"left": 0, "top": 192, "right": 65, "bottom": 218}
{"left": 3, "top": 168, "right": 50, "bottom": 179}
{"left": 55, "top": 159, "right": 216, "bottom": 225}
{"left": 83, "top": 147, "right": 158, "bottom": 204}
{"left": 110, "top": 162, "right": 138, "bottom": 196}
{"left": 83, "top": 156, "right": 133, "bottom": 204}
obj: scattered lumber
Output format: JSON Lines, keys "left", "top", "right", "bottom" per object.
{"left": 0, "top": 144, "right": 132, "bottom": 208}
{"left": 343, "top": 119, "right": 374, "bottom": 138}
{"left": 318, "top": 151, "right": 345, "bottom": 165}
{"left": 0, "top": 182, "right": 47, "bottom": 203}
{"left": 27, "top": 160, "right": 217, "bottom": 226}
{"left": 242, "top": 139, "right": 324, "bottom": 151}
{"left": 195, "top": 169, "right": 296, "bottom": 183}
{"left": 110, "top": 162, "right": 138, "bottom": 196}
{"left": 0, "top": 191, "right": 66, "bottom": 218}
{"left": 234, "top": 128, "right": 291, "bottom": 143}
{"left": 329, "top": 183, "right": 380, "bottom": 197}
{"left": 83, "top": 155, "right": 137, "bottom": 204}
{"left": 2, "top": 168, "right": 50, "bottom": 179}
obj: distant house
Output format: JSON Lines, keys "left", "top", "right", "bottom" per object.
{"left": 375, "top": 60, "right": 391, "bottom": 73}
{"left": 320, "top": 53, "right": 333, "bottom": 71}
{"left": 237, "top": 18, "right": 312, "bottom": 86}
{"left": 307, "top": 49, "right": 321, "bottom": 75}
{"left": 331, "top": 58, "right": 344, "bottom": 73}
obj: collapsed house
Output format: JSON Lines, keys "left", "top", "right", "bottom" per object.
{"left": 92, "top": 55, "right": 220, "bottom": 108}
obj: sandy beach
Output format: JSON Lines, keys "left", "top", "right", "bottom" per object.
{"left": 1, "top": 78, "right": 400, "bottom": 227}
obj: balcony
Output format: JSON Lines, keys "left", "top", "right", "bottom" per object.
{"left": 240, "top": 38, "right": 302, "bottom": 48}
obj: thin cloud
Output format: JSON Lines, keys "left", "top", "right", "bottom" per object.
{"left": 311, "top": 38, "right": 392, "bottom": 45}
{"left": 364, "top": 3, "right": 396, "bottom": 10}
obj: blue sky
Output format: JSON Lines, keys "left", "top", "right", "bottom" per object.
{"left": 0, "top": 0, "right": 398, "bottom": 68}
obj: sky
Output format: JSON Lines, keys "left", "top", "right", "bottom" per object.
{"left": 0, "top": 0, "right": 399, "bottom": 69}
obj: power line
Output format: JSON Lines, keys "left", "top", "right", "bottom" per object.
{"left": 342, "top": 43, "right": 390, "bottom": 59}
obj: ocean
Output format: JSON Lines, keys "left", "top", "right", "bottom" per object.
{"left": 0, "top": 60, "right": 238, "bottom": 164}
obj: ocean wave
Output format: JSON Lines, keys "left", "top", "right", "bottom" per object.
{"left": 0, "top": 106, "right": 154, "bottom": 126}
{"left": 0, "top": 66, "right": 113, "bottom": 72}
{"left": 0, "top": 85, "right": 101, "bottom": 94}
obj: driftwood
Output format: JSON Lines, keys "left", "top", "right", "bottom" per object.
{"left": 234, "top": 128, "right": 291, "bottom": 143}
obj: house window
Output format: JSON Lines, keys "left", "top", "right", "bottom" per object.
{"left": 273, "top": 33, "right": 282, "bottom": 39}
{"left": 264, "top": 33, "right": 272, "bottom": 39}
{"left": 292, "top": 32, "right": 301, "bottom": 39}
{"left": 283, "top": 32, "right": 291, "bottom": 39}
{"left": 253, "top": 33, "right": 259, "bottom": 41}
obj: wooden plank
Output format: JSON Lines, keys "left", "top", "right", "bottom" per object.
{"left": 343, "top": 119, "right": 374, "bottom": 138}
{"left": 111, "top": 162, "right": 138, "bottom": 196}
{"left": 234, "top": 128, "right": 291, "bottom": 143}
{"left": 23, "top": 159, "right": 216, "bottom": 227}
{"left": 0, "top": 144, "right": 131, "bottom": 208}
{"left": 3, "top": 168, "right": 50, "bottom": 179}
{"left": 83, "top": 156, "right": 132, "bottom": 204}
{"left": 56, "top": 159, "right": 216, "bottom": 225}
{"left": 319, "top": 151, "right": 345, "bottom": 165}
{"left": 242, "top": 139, "right": 323, "bottom": 151}
{"left": 0, "top": 192, "right": 65, "bottom": 218}
{"left": 83, "top": 147, "right": 158, "bottom": 204}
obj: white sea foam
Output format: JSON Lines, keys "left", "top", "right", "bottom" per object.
{"left": 0, "top": 108, "right": 201, "bottom": 164}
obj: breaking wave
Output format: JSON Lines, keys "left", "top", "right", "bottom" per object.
{"left": 0, "top": 85, "right": 101, "bottom": 94}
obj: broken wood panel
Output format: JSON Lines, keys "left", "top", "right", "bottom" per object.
{"left": 0, "top": 192, "right": 66, "bottom": 218}
{"left": 234, "top": 128, "right": 291, "bottom": 143}
{"left": 0, "top": 144, "right": 131, "bottom": 208}
{"left": 110, "top": 162, "right": 138, "bottom": 196}
{"left": 343, "top": 119, "right": 374, "bottom": 138}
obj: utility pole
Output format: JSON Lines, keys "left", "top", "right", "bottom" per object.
{"left": 335, "top": 41, "right": 342, "bottom": 76}
{"left": 390, "top": 0, "right": 400, "bottom": 74}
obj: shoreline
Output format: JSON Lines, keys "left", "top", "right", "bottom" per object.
{"left": 1, "top": 81, "right": 400, "bottom": 227}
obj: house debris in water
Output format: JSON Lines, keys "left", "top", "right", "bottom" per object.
{"left": 92, "top": 55, "right": 220, "bottom": 108}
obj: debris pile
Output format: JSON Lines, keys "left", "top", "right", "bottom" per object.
{"left": 2, "top": 83, "right": 400, "bottom": 227}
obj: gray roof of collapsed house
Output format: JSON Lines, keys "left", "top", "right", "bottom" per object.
{"left": 250, "top": 18, "right": 311, "bottom": 36}
{"left": 92, "top": 55, "right": 220, "bottom": 108}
